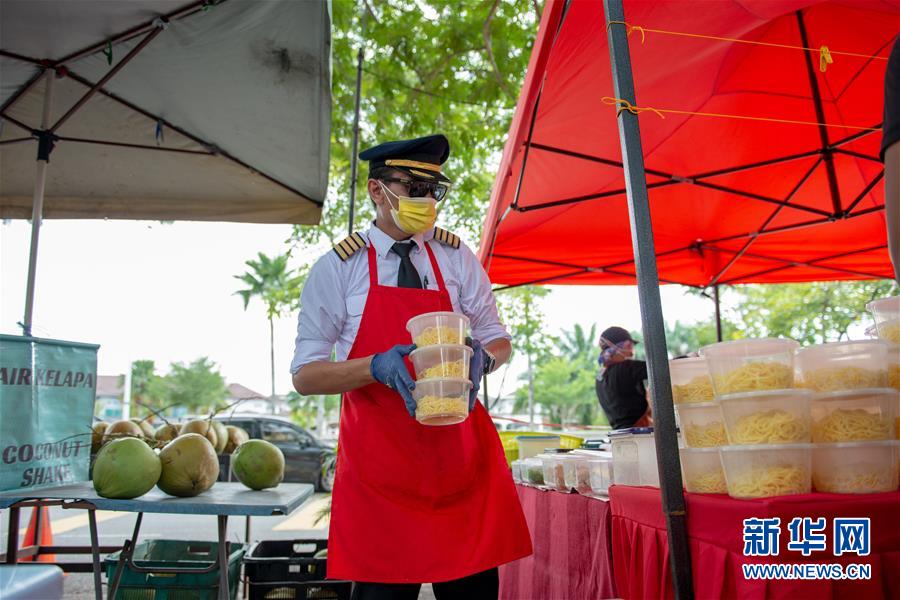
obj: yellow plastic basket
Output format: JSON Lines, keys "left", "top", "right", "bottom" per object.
{"left": 497, "top": 431, "right": 584, "bottom": 465}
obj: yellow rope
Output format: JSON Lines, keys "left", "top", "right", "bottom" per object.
{"left": 606, "top": 20, "right": 888, "bottom": 73}
{"left": 600, "top": 96, "right": 881, "bottom": 131}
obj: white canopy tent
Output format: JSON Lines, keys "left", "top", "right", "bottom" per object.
{"left": 0, "top": 0, "right": 332, "bottom": 334}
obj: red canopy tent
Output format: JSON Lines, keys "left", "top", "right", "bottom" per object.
{"left": 479, "top": 0, "right": 899, "bottom": 289}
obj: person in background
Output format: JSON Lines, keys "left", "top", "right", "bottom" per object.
{"left": 595, "top": 326, "right": 652, "bottom": 429}
{"left": 882, "top": 36, "right": 899, "bottom": 284}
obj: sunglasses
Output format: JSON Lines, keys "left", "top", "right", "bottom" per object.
{"left": 380, "top": 177, "right": 449, "bottom": 202}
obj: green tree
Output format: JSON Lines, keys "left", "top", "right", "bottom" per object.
{"left": 495, "top": 285, "right": 553, "bottom": 423}
{"left": 557, "top": 324, "right": 602, "bottom": 424}
{"left": 163, "top": 357, "right": 227, "bottom": 415}
{"left": 286, "top": 391, "right": 340, "bottom": 435}
{"left": 234, "top": 253, "right": 307, "bottom": 398}
{"left": 513, "top": 357, "right": 599, "bottom": 426}
{"left": 732, "top": 281, "right": 897, "bottom": 344}
{"left": 289, "top": 0, "right": 541, "bottom": 253}
{"left": 129, "top": 360, "right": 168, "bottom": 418}
{"left": 664, "top": 318, "right": 739, "bottom": 357}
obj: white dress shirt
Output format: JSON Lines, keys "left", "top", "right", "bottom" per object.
{"left": 290, "top": 224, "right": 510, "bottom": 374}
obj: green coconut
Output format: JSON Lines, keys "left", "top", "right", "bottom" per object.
{"left": 92, "top": 437, "right": 161, "bottom": 499}
{"left": 232, "top": 440, "right": 285, "bottom": 490}
{"left": 210, "top": 420, "right": 228, "bottom": 454}
{"left": 157, "top": 433, "right": 219, "bottom": 497}
{"left": 104, "top": 419, "right": 144, "bottom": 443}
{"left": 223, "top": 426, "right": 250, "bottom": 454}
{"left": 91, "top": 422, "right": 109, "bottom": 454}
{"left": 131, "top": 418, "right": 156, "bottom": 439}
{"left": 180, "top": 419, "right": 218, "bottom": 448}
{"left": 154, "top": 423, "right": 181, "bottom": 444}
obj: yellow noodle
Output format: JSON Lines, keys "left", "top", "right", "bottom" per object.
{"left": 801, "top": 367, "right": 887, "bottom": 391}
{"left": 413, "top": 326, "right": 463, "bottom": 347}
{"left": 672, "top": 375, "right": 714, "bottom": 404}
{"left": 419, "top": 360, "right": 466, "bottom": 379}
{"left": 729, "top": 465, "right": 807, "bottom": 498}
{"left": 730, "top": 409, "right": 809, "bottom": 444}
{"left": 713, "top": 362, "right": 793, "bottom": 395}
{"left": 687, "top": 469, "right": 728, "bottom": 494}
{"left": 812, "top": 408, "right": 892, "bottom": 442}
{"left": 880, "top": 323, "right": 900, "bottom": 344}
{"left": 415, "top": 396, "right": 467, "bottom": 420}
{"left": 813, "top": 467, "right": 896, "bottom": 494}
{"left": 889, "top": 365, "right": 900, "bottom": 391}
{"left": 684, "top": 421, "right": 728, "bottom": 447}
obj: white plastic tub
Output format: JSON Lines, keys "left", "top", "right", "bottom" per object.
{"left": 669, "top": 357, "right": 715, "bottom": 404}
{"left": 812, "top": 441, "right": 898, "bottom": 494}
{"left": 866, "top": 295, "right": 900, "bottom": 344}
{"left": 720, "top": 443, "right": 812, "bottom": 499}
{"left": 564, "top": 450, "right": 608, "bottom": 494}
{"left": 539, "top": 452, "right": 570, "bottom": 491}
{"left": 523, "top": 457, "right": 545, "bottom": 486}
{"left": 669, "top": 357, "right": 714, "bottom": 404}
{"left": 411, "top": 378, "right": 471, "bottom": 426}
{"left": 888, "top": 344, "right": 900, "bottom": 392}
{"left": 409, "top": 344, "right": 473, "bottom": 381}
{"left": 676, "top": 402, "right": 727, "bottom": 448}
{"left": 406, "top": 311, "right": 469, "bottom": 347}
{"left": 810, "top": 388, "right": 898, "bottom": 442}
{"left": 516, "top": 435, "right": 560, "bottom": 460}
{"left": 609, "top": 428, "right": 659, "bottom": 487}
{"left": 587, "top": 458, "right": 614, "bottom": 497}
{"left": 511, "top": 459, "right": 525, "bottom": 483}
{"left": 719, "top": 389, "right": 812, "bottom": 445}
{"left": 796, "top": 340, "right": 889, "bottom": 391}
{"left": 700, "top": 338, "right": 799, "bottom": 396}
{"left": 679, "top": 447, "right": 727, "bottom": 494}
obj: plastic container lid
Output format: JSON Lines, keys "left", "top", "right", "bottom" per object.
{"left": 699, "top": 337, "right": 800, "bottom": 357}
{"left": 720, "top": 442, "right": 814, "bottom": 453}
{"left": 718, "top": 388, "right": 813, "bottom": 402}
{"left": 609, "top": 427, "right": 654, "bottom": 437}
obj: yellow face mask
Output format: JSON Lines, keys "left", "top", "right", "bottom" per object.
{"left": 380, "top": 181, "right": 437, "bottom": 234}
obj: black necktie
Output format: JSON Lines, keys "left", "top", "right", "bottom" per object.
{"left": 391, "top": 242, "right": 422, "bottom": 289}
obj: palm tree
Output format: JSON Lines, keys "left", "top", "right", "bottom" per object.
{"left": 234, "top": 253, "right": 306, "bottom": 399}
{"left": 559, "top": 323, "right": 598, "bottom": 369}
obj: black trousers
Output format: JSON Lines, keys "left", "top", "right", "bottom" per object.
{"left": 350, "top": 568, "right": 499, "bottom": 600}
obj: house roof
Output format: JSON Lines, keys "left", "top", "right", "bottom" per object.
{"left": 226, "top": 383, "right": 266, "bottom": 400}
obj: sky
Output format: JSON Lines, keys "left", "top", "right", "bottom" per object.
{"left": 1, "top": 219, "right": 714, "bottom": 399}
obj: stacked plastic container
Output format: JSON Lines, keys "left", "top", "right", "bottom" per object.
{"left": 672, "top": 297, "right": 900, "bottom": 499}
{"left": 406, "top": 312, "right": 472, "bottom": 426}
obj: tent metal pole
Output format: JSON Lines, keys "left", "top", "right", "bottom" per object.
{"left": 604, "top": 2, "right": 694, "bottom": 599}
{"left": 348, "top": 45, "right": 364, "bottom": 235}
{"left": 714, "top": 285, "right": 723, "bottom": 342}
{"left": 22, "top": 71, "right": 54, "bottom": 338}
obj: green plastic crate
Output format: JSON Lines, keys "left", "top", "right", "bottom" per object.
{"left": 103, "top": 539, "right": 245, "bottom": 600}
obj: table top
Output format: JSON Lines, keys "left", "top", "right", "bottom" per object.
{"left": 0, "top": 482, "right": 315, "bottom": 516}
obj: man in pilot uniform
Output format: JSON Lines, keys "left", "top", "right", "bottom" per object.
{"left": 291, "top": 134, "right": 531, "bottom": 600}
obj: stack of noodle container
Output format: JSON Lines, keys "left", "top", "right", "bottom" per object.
{"left": 406, "top": 312, "right": 472, "bottom": 426}
{"left": 673, "top": 298, "right": 900, "bottom": 498}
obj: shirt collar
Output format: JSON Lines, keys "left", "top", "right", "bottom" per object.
{"left": 366, "top": 223, "right": 428, "bottom": 258}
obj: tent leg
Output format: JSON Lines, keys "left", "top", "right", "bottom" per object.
{"left": 22, "top": 71, "right": 55, "bottom": 338}
{"left": 603, "top": 1, "right": 694, "bottom": 598}
{"left": 714, "top": 285, "right": 723, "bottom": 342}
{"left": 347, "top": 46, "right": 364, "bottom": 235}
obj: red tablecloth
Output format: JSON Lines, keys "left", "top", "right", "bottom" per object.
{"left": 609, "top": 485, "right": 900, "bottom": 600}
{"left": 499, "top": 484, "right": 617, "bottom": 600}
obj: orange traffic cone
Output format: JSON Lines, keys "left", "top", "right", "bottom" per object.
{"left": 20, "top": 506, "right": 55, "bottom": 563}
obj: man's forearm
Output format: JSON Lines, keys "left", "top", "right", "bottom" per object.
{"left": 484, "top": 338, "right": 512, "bottom": 372}
{"left": 293, "top": 356, "right": 375, "bottom": 395}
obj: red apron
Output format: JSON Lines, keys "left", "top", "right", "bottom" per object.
{"left": 327, "top": 242, "right": 532, "bottom": 583}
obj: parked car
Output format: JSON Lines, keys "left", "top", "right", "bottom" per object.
{"left": 213, "top": 414, "right": 335, "bottom": 492}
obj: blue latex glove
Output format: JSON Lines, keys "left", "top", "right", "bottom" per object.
{"left": 467, "top": 338, "right": 486, "bottom": 410}
{"left": 370, "top": 343, "right": 417, "bottom": 417}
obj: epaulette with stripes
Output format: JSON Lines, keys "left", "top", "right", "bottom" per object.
{"left": 333, "top": 232, "right": 367, "bottom": 261}
{"left": 432, "top": 227, "right": 460, "bottom": 249}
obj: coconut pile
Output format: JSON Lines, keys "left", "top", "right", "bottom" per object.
{"left": 90, "top": 418, "right": 284, "bottom": 499}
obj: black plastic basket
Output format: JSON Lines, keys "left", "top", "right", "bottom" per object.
{"left": 243, "top": 540, "right": 351, "bottom": 600}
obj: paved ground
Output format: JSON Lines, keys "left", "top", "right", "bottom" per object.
{"left": 2, "top": 493, "right": 435, "bottom": 599}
